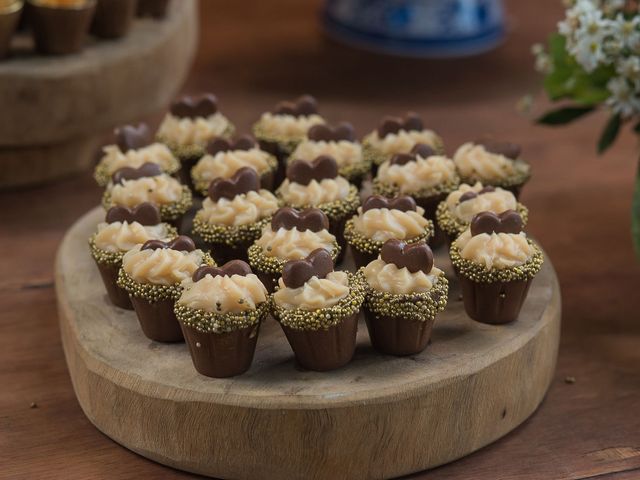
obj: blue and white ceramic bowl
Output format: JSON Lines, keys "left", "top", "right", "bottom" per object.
{"left": 323, "top": 0, "right": 505, "bottom": 58}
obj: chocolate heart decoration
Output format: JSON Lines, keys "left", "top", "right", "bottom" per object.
{"left": 111, "top": 162, "right": 163, "bottom": 184}
{"left": 476, "top": 139, "right": 522, "bottom": 160}
{"left": 141, "top": 235, "right": 196, "bottom": 252}
{"left": 380, "top": 239, "right": 434, "bottom": 274}
{"left": 208, "top": 167, "right": 260, "bottom": 202}
{"left": 192, "top": 260, "right": 252, "bottom": 282}
{"left": 458, "top": 186, "right": 497, "bottom": 204}
{"left": 170, "top": 93, "right": 218, "bottom": 119}
{"left": 377, "top": 112, "right": 424, "bottom": 138}
{"left": 115, "top": 123, "right": 152, "bottom": 152}
{"left": 281, "top": 248, "right": 334, "bottom": 289}
{"left": 411, "top": 143, "right": 436, "bottom": 158}
{"left": 271, "top": 207, "right": 329, "bottom": 232}
{"left": 362, "top": 195, "right": 417, "bottom": 213}
{"left": 470, "top": 210, "right": 523, "bottom": 236}
{"left": 458, "top": 192, "right": 478, "bottom": 203}
{"left": 307, "top": 122, "right": 355, "bottom": 142}
{"left": 105, "top": 202, "right": 161, "bottom": 226}
{"left": 389, "top": 153, "right": 417, "bottom": 166}
{"left": 273, "top": 95, "right": 318, "bottom": 116}
{"left": 286, "top": 155, "right": 339, "bottom": 185}
{"left": 206, "top": 134, "right": 256, "bottom": 156}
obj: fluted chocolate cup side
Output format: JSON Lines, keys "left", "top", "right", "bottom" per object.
{"left": 449, "top": 240, "right": 543, "bottom": 325}
{"left": 0, "top": 3, "right": 21, "bottom": 58}
{"left": 414, "top": 193, "right": 448, "bottom": 249}
{"left": 94, "top": 260, "right": 133, "bottom": 309}
{"left": 350, "top": 247, "right": 377, "bottom": 269}
{"left": 91, "top": 0, "right": 136, "bottom": 38}
{"left": 27, "top": 1, "right": 96, "bottom": 55}
{"left": 364, "top": 308, "right": 434, "bottom": 356}
{"left": 459, "top": 276, "right": 533, "bottom": 325}
{"left": 130, "top": 297, "right": 184, "bottom": 342}
{"left": 280, "top": 313, "right": 358, "bottom": 371}
{"left": 181, "top": 323, "right": 260, "bottom": 378}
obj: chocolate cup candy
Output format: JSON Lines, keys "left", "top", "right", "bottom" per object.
{"left": 193, "top": 169, "right": 274, "bottom": 198}
{"left": 364, "top": 307, "right": 434, "bottom": 356}
{"left": 136, "top": 0, "right": 169, "bottom": 18}
{"left": 94, "top": 260, "right": 133, "bottom": 310}
{"left": 178, "top": 153, "right": 203, "bottom": 191}
{"left": 182, "top": 323, "right": 260, "bottom": 378}
{"left": 208, "top": 240, "right": 252, "bottom": 266}
{"left": 349, "top": 245, "right": 378, "bottom": 270}
{"left": 0, "top": 3, "right": 21, "bottom": 59}
{"left": 91, "top": 0, "right": 136, "bottom": 38}
{"left": 27, "top": 0, "right": 96, "bottom": 55}
{"left": 130, "top": 297, "right": 184, "bottom": 342}
{"left": 459, "top": 276, "right": 533, "bottom": 325}
{"left": 279, "top": 313, "right": 358, "bottom": 371}
{"left": 257, "top": 139, "right": 288, "bottom": 187}
{"left": 503, "top": 183, "right": 524, "bottom": 200}
{"left": 328, "top": 214, "right": 349, "bottom": 264}
{"left": 415, "top": 193, "right": 448, "bottom": 249}
{"left": 255, "top": 268, "right": 279, "bottom": 294}
{"left": 260, "top": 168, "right": 275, "bottom": 192}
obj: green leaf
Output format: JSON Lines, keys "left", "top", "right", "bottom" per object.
{"left": 536, "top": 106, "right": 595, "bottom": 125}
{"left": 597, "top": 114, "right": 621, "bottom": 154}
{"left": 540, "top": 34, "right": 615, "bottom": 105}
{"left": 632, "top": 160, "right": 640, "bottom": 259}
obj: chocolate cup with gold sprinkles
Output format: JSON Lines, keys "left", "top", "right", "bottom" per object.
{"left": 252, "top": 127, "right": 306, "bottom": 187}
{"left": 458, "top": 276, "right": 533, "bottom": 325}
{"left": 96, "top": 262, "right": 133, "bottom": 309}
{"left": 88, "top": 225, "right": 177, "bottom": 310}
{"left": 131, "top": 297, "right": 184, "bottom": 342}
{"left": 363, "top": 275, "right": 448, "bottom": 356}
{"left": 343, "top": 217, "right": 434, "bottom": 269}
{"left": 276, "top": 184, "right": 360, "bottom": 264}
{"left": 117, "top": 253, "right": 215, "bottom": 343}
{"left": 176, "top": 302, "right": 269, "bottom": 378}
{"left": 93, "top": 154, "right": 181, "bottom": 188}
{"left": 192, "top": 216, "right": 273, "bottom": 266}
{"left": 191, "top": 154, "right": 278, "bottom": 197}
{"left": 281, "top": 313, "right": 358, "bottom": 371}
{"left": 101, "top": 184, "right": 193, "bottom": 230}
{"left": 372, "top": 178, "right": 458, "bottom": 249}
{"left": 247, "top": 240, "right": 341, "bottom": 294}
{"left": 458, "top": 171, "right": 530, "bottom": 201}
{"left": 363, "top": 136, "right": 445, "bottom": 177}
{"left": 436, "top": 201, "right": 529, "bottom": 247}
{"left": 449, "top": 242, "right": 543, "bottom": 325}
{"left": 271, "top": 273, "right": 365, "bottom": 371}
{"left": 157, "top": 124, "right": 235, "bottom": 190}
{"left": 285, "top": 153, "right": 372, "bottom": 189}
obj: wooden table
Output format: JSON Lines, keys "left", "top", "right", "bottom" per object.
{"left": 2, "top": 1, "right": 639, "bottom": 479}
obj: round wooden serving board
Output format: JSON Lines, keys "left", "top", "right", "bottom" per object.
{"left": 55, "top": 207, "right": 561, "bottom": 480}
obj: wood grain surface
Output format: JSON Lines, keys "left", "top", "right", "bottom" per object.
{"left": 0, "top": 0, "right": 197, "bottom": 188}
{"left": 54, "top": 207, "right": 559, "bottom": 480}
{"left": 2, "top": 1, "right": 640, "bottom": 479}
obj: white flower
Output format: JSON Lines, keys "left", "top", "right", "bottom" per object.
{"left": 616, "top": 56, "right": 640, "bottom": 83}
{"left": 606, "top": 76, "right": 640, "bottom": 117}
{"left": 611, "top": 13, "right": 640, "bottom": 50}
{"left": 559, "top": 0, "right": 617, "bottom": 71}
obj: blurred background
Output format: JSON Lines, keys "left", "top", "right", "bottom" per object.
{"left": 3, "top": 1, "right": 640, "bottom": 479}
